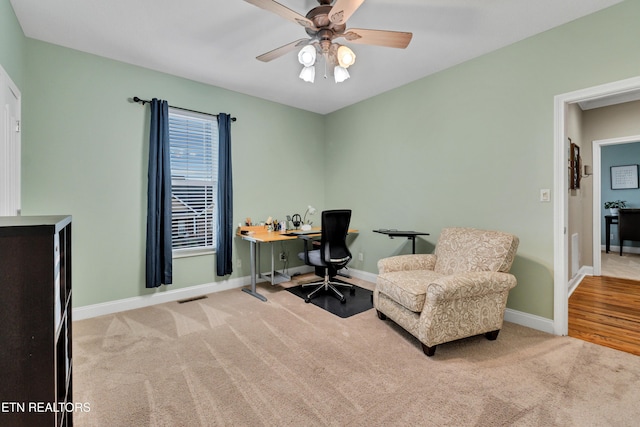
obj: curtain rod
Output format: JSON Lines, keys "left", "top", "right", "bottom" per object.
{"left": 132, "top": 96, "right": 236, "bottom": 122}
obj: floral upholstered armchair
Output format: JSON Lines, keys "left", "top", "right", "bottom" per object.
{"left": 373, "top": 227, "right": 519, "bottom": 357}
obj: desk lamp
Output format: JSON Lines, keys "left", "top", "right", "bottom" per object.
{"left": 301, "top": 205, "right": 316, "bottom": 231}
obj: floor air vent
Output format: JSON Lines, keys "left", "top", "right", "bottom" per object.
{"left": 178, "top": 295, "right": 208, "bottom": 304}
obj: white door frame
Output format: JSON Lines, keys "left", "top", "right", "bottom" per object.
{"left": 592, "top": 135, "right": 640, "bottom": 276}
{"left": 0, "top": 64, "right": 21, "bottom": 216}
{"left": 554, "top": 76, "right": 640, "bottom": 335}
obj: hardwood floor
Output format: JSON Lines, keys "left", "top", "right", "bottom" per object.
{"left": 569, "top": 275, "right": 640, "bottom": 356}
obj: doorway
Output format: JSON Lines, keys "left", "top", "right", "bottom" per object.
{"left": 592, "top": 135, "right": 640, "bottom": 276}
{"left": 554, "top": 76, "right": 640, "bottom": 335}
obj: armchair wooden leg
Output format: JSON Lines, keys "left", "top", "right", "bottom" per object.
{"left": 421, "top": 343, "right": 436, "bottom": 357}
{"left": 376, "top": 310, "right": 387, "bottom": 320}
{"left": 485, "top": 330, "right": 500, "bottom": 341}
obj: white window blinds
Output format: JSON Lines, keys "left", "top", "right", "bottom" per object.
{"left": 168, "top": 108, "right": 218, "bottom": 252}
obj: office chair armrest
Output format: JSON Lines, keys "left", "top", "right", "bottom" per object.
{"left": 298, "top": 235, "right": 319, "bottom": 265}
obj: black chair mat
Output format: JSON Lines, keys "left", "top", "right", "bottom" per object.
{"left": 286, "top": 280, "right": 373, "bottom": 318}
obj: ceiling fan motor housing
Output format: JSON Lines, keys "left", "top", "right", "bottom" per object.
{"left": 305, "top": 5, "right": 346, "bottom": 39}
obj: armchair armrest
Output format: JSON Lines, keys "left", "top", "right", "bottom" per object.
{"left": 377, "top": 254, "right": 436, "bottom": 274}
{"left": 426, "top": 271, "right": 517, "bottom": 303}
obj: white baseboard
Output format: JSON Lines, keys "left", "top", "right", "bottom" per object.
{"left": 73, "top": 278, "right": 246, "bottom": 321}
{"left": 345, "top": 268, "right": 377, "bottom": 284}
{"left": 601, "top": 244, "right": 640, "bottom": 254}
{"left": 73, "top": 265, "right": 312, "bottom": 320}
{"left": 73, "top": 267, "right": 556, "bottom": 336}
{"left": 504, "top": 308, "right": 554, "bottom": 334}
{"left": 568, "top": 265, "right": 593, "bottom": 297}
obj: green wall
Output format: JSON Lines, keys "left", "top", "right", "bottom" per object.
{"left": 20, "top": 40, "right": 325, "bottom": 307}
{"left": 4, "top": 0, "right": 640, "bottom": 319}
{"left": 325, "top": 0, "right": 640, "bottom": 318}
{"left": 0, "top": 0, "right": 25, "bottom": 86}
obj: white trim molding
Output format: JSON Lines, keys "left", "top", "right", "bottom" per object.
{"left": 73, "top": 277, "right": 248, "bottom": 320}
{"left": 504, "top": 308, "right": 554, "bottom": 334}
{"left": 73, "top": 265, "right": 311, "bottom": 320}
{"left": 73, "top": 266, "right": 378, "bottom": 321}
{"left": 554, "top": 75, "right": 640, "bottom": 336}
{"left": 74, "top": 266, "right": 553, "bottom": 338}
{"left": 593, "top": 135, "right": 640, "bottom": 276}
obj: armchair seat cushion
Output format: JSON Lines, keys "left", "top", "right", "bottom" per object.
{"left": 377, "top": 270, "right": 444, "bottom": 312}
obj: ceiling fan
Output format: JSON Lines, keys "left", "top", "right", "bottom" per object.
{"left": 244, "top": 0, "right": 413, "bottom": 82}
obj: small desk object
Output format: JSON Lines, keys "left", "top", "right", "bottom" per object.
{"left": 237, "top": 226, "right": 357, "bottom": 301}
{"left": 605, "top": 215, "right": 618, "bottom": 253}
{"left": 373, "top": 229, "right": 430, "bottom": 254}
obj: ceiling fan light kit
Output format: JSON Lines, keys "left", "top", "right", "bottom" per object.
{"left": 298, "top": 45, "right": 317, "bottom": 67}
{"left": 336, "top": 45, "right": 355, "bottom": 68}
{"left": 334, "top": 65, "right": 350, "bottom": 83}
{"left": 245, "top": 0, "right": 412, "bottom": 84}
{"left": 297, "top": 43, "right": 354, "bottom": 84}
{"left": 299, "top": 65, "right": 316, "bottom": 83}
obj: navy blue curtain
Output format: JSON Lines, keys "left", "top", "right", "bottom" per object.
{"left": 146, "top": 99, "right": 173, "bottom": 288}
{"left": 216, "top": 113, "right": 233, "bottom": 276}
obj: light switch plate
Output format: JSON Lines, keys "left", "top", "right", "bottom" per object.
{"left": 540, "top": 189, "right": 551, "bottom": 202}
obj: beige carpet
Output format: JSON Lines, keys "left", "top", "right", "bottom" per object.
{"left": 73, "top": 280, "right": 640, "bottom": 426}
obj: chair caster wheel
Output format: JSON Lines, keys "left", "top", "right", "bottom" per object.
{"left": 349, "top": 288, "right": 355, "bottom": 295}
{"left": 304, "top": 298, "right": 311, "bottom": 303}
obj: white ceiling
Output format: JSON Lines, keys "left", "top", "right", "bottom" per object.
{"left": 10, "top": 0, "right": 624, "bottom": 115}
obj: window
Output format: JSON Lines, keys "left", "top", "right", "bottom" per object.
{"left": 168, "top": 108, "right": 218, "bottom": 253}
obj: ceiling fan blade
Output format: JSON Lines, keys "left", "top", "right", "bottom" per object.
{"left": 341, "top": 28, "right": 413, "bottom": 49}
{"left": 329, "top": 0, "right": 365, "bottom": 25}
{"left": 256, "top": 38, "right": 311, "bottom": 62}
{"left": 244, "top": 0, "right": 316, "bottom": 29}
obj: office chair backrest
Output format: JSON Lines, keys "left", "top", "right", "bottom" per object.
{"left": 321, "top": 209, "right": 352, "bottom": 265}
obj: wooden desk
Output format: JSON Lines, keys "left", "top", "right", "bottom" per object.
{"left": 237, "top": 226, "right": 357, "bottom": 301}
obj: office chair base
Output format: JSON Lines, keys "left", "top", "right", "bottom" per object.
{"left": 303, "top": 277, "right": 354, "bottom": 304}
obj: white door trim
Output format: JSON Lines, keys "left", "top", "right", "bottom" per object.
{"left": 592, "top": 135, "right": 640, "bottom": 275}
{"left": 554, "top": 76, "right": 640, "bottom": 335}
{"left": 0, "top": 64, "right": 21, "bottom": 216}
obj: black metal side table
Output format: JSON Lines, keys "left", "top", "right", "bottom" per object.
{"left": 373, "top": 229, "right": 430, "bottom": 254}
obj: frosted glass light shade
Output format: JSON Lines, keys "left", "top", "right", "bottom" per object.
{"left": 299, "top": 66, "right": 315, "bottom": 83}
{"left": 298, "top": 45, "right": 316, "bottom": 67}
{"left": 337, "top": 45, "right": 356, "bottom": 68}
{"left": 334, "top": 66, "right": 350, "bottom": 83}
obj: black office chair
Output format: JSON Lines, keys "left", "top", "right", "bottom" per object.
{"left": 297, "top": 209, "right": 354, "bottom": 303}
{"left": 618, "top": 208, "right": 640, "bottom": 256}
